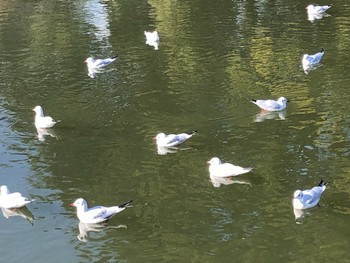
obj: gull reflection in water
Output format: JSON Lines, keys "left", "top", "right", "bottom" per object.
{"left": 156, "top": 146, "right": 192, "bottom": 155}
{"left": 254, "top": 110, "right": 286, "bottom": 122}
{"left": 36, "top": 128, "right": 58, "bottom": 142}
{"left": 77, "top": 222, "right": 127, "bottom": 242}
{"left": 1, "top": 206, "right": 34, "bottom": 225}
{"left": 210, "top": 175, "right": 251, "bottom": 188}
{"left": 157, "top": 146, "right": 178, "bottom": 155}
{"left": 303, "top": 63, "right": 321, "bottom": 75}
{"left": 293, "top": 208, "right": 305, "bottom": 224}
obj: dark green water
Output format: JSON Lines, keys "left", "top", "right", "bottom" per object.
{"left": 0, "top": 0, "right": 350, "bottom": 262}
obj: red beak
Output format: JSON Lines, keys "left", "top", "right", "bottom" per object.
{"left": 68, "top": 203, "right": 74, "bottom": 207}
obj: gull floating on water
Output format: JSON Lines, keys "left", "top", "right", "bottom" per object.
{"left": 292, "top": 179, "right": 327, "bottom": 210}
{"left": 208, "top": 157, "right": 253, "bottom": 177}
{"left": 85, "top": 55, "right": 118, "bottom": 78}
{"left": 33, "top": 105, "right": 59, "bottom": 129}
{"left": 144, "top": 31, "right": 159, "bottom": 50}
{"left": 154, "top": 130, "right": 197, "bottom": 148}
{"left": 306, "top": 4, "right": 331, "bottom": 16}
{"left": 251, "top": 97, "right": 288, "bottom": 112}
{"left": 302, "top": 48, "right": 324, "bottom": 73}
{"left": 0, "top": 185, "right": 35, "bottom": 209}
{"left": 69, "top": 198, "right": 132, "bottom": 224}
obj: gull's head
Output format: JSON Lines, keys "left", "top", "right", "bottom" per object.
{"left": 306, "top": 5, "right": 314, "bottom": 11}
{"left": 154, "top": 133, "right": 166, "bottom": 142}
{"left": 277, "top": 97, "right": 288, "bottom": 105}
{"left": 85, "top": 57, "right": 94, "bottom": 64}
{"left": 207, "top": 157, "right": 222, "bottom": 165}
{"left": 33, "top": 105, "right": 44, "bottom": 116}
{"left": 69, "top": 198, "right": 88, "bottom": 210}
{"left": 0, "top": 185, "right": 10, "bottom": 196}
{"left": 293, "top": 190, "right": 303, "bottom": 199}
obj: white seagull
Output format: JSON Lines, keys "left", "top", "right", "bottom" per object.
{"left": 0, "top": 185, "right": 35, "bottom": 209}
{"left": 251, "top": 97, "right": 288, "bottom": 111}
{"left": 85, "top": 55, "right": 118, "bottom": 70}
{"left": 306, "top": 4, "right": 331, "bottom": 16}
{"left": 144, "top": 31, "right": 159, "bottom": 50}
{"left": 208, "top": 157, "right": 253, "bottom": 178}
{"left": 302, "top": 48, "right": 324, "bottom": 72}
{"left": 69, "top": 198, "right": 132, "bottom": 224}
{"left": 33, "top": 105, "right": 59, "bottom": 129}
{"left": 154, "top": 130, "right": 197, "bottom": 147}
{"left": 292, "top": 179, "right": 327, "bottom": 210}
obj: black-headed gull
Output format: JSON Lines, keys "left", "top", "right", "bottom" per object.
{"left": 85, "top": 55, "right": 118, "bottom": 70}
{"left": 69, "top": 198, "right": 132, "bottom": 224}
{"left": 144, "top": 31, "right": 159, "bottom": 50}
{"left": 302, "top": 48, "right": 324, "bottom": 73}
{"left": 208, "top": 157, "right": 253, "bottom": 177}
{"left": 154, "top": 130, "right": 198, "bottom": 147}
{"left": 33, "top": 105, "right": 59, "bottom": 129}
{"left": 306, "top": 4, "right": 331, "bottom": 16}
{"left": 251, "top": 97, "right": 288, "bottom": 111}
{"left": 0, "top": 185, "right": 35, "bottom": 209}
{"left": 292, "top": 179, "right": 327, "bottom": 210}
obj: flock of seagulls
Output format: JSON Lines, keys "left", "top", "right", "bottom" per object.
{"left": 0, "top": 5, "right": 332, "bottom": 236}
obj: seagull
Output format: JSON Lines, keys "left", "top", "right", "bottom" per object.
{"left": 144, "top": 31, "right": 159, "bottom": 50}
{"left": 302, "top": 48, "right": 324, "bottom": 72}
{"left": 154, "top": 130, "right": 198, "bottom": 147}
{"left": 69, "top": 198, "right": 132, "bottom": 224}
{"left": 0, "top": 185, "right": 35, "bottom": 209}
{"left": 250, "top": 97, "right": 288, "bottom": 111}
{"left": 208, "top": 157, "right": 253, "bottom": 177}
{"left": 306, "top": 4, "right": 331, "bottom": 16}
{"left": 33, "top": 105, "right": 59, "bottom": 129}
{"left": 85, "top": 55, "right": 118, "bottom": 70}
{"left": 292, "top": 179, "right": 327, "bottom": 210}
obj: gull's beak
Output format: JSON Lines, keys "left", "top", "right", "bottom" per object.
{"left": 68, "top": 203, "right": 75, "bottom": 207}
{"left": 287, "top": 100, "right": 291, "bottom": 102}
{"left": 207, "top": 160, "right": 211, "bottom": 164}
{"left": 32, "top": 108, "right": 35, "bottom": 111}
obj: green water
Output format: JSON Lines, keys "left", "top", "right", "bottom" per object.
{"left": 0, "top": 0, "right": 350, "bottom": 262}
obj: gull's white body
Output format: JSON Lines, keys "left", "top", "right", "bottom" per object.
{"left": 251, "top": 97, "right": 288, "bottom": 112}
{"left": 0, "top": 185, "right": 34, "bottom": 209}
{"left": 70, "top": 198, "right": 132, "bottom": 224}
{"left": 155, "top": 131, "right": 197, "bottom": 147}
{"left": 292, "top": 180, "right": 327, "bottom": 210}
{"left": 33, "top": 106, "right": 58, "bottom": 129}
{"left": 85, "top": 56, "right": 118, "bottom": 70}
{"left": 144, "top": 31, "right": 159, "bottom": 50}
{"left": 208, "top": 157, "right": 252, "bottom": 178}
{"left": 302, "top": 48, "right": 324, "bottom": 69}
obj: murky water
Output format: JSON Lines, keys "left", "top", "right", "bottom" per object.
{"left": 0, "top": 0, "right": 350, "bottom": 262}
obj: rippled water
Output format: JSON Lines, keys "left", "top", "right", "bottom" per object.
{"left": 1, "top": 0, "right": 350, "bottom": 262}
